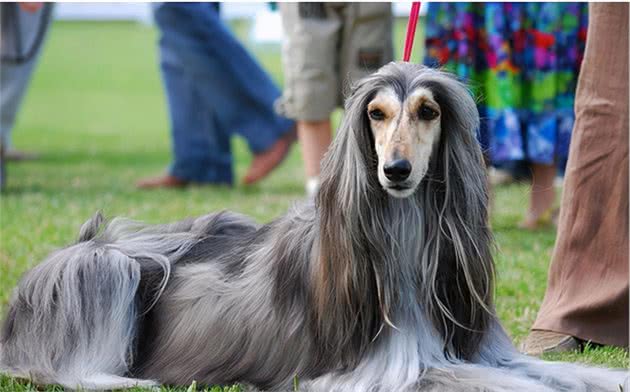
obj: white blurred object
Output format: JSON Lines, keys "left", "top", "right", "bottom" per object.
{"left": 221, "top": 3, "right": 267, "bottom": 20}
{"left": 393, "top": 2, "right": 429, "bottom": 17}
{"left": 305, "top": 177, "right": 320, "bottom": 199}
{"left": 55, "top": 3, "right": 152, "bottom": 24}
{"left": 251, "top": 8, "right": 283, "bottom": 43}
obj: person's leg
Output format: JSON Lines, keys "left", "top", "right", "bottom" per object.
{"left": 519, "top": 163, "right": 556, "bottom": 229}
{"left": 182, "top": 4, "right": 295, "bottom": 185}
{"left": 140, "top": 3, "right": 294, "bottom": 188}
{"left": 162, "top": 62, "right": 232, "bottom": 185}
{"left": 297, "top": 120, "right": 332, "bottom": 194}
{"left": 0, "top": 3, "right": 53, "bottom": 156}
{"left": 138, "top": 3, "right": 233, "bottom": 187}
{"left": 524, "top": 2, "right": 629, "bottom": 354}
{"left": 277, "top": 3, "right": 342, "bottom": 195}
{"left": 191, "top": 5, "right": 294, "bottom": 152}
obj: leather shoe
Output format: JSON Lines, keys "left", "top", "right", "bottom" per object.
{"left": 136, "top": 174, "right": 188, "bottom": 189}
{"left": 521, "top": 330, "right": 582, "bottom": 356}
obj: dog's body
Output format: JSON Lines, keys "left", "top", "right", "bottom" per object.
{"left": 1, "top": 63, "right": 627, "bottom": 391}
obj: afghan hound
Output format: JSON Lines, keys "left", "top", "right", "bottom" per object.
{"left": 1, "top": 63, "right": 627, "bottom": 391}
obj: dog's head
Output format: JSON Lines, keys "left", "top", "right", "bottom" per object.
{"left": 319, "top": 62, "right": 481, "bottom": 200}
{"left": 367, "top": 81, "right": 442, "bottom": 198}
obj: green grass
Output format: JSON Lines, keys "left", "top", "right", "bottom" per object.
{"left": 0, "top": 19, "right": 627, "bottom": 391}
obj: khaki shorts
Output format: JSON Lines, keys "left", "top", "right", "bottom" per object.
{"left": 276, "top": 2, "right": 393, "bottom": 121}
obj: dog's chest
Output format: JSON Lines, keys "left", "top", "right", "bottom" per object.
{"left": 305, "top": 310, "right": 445, "bottom": 391}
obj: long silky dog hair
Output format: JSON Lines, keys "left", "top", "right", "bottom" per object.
{"left": 1, "top": 63, "right": 627, "bottom": 391}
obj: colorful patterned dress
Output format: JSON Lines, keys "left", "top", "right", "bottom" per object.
{"left": 424, "top": 3, "right": 588, "bottom": 166}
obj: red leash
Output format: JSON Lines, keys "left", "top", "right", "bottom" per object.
{"left": 403, "top": 2, "right": 421, "bottom": 62}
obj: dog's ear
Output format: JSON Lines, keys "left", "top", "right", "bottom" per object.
{"left": 417, "top": 73, "right": 496, "bottom": 360}
{"left": 318, "top": 78, "right": 382, "bottom": 204}
{"left": 312, "top": 75, "right": 387, "bottom": 369}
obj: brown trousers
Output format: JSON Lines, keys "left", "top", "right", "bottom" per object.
{"left": 532, "top": 3, "right": 629, "bottom": 347}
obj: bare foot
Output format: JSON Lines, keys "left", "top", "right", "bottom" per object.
{"left": 519, "top": 210, "right": 549, "bottom": 230}
{"left": 519, "top": 163, "right": 556, "bottom": 230}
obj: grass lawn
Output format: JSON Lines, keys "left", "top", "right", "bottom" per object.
{"left": 0, "top": 18, "right": 627, "bottom": 392}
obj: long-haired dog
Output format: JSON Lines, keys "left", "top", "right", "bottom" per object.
{"left": 1, "top": 63, "right": 627, "bottom": 391}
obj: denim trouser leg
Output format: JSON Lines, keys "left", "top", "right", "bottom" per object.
{"left": 161, "top": 62, "right": 233, "bottom": 184}
{"left": 153, "top": 3, "right": 294, "bottom": 183}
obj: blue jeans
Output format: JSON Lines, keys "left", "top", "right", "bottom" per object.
{"left": 153, "top": 3, "right": 294, "bottom": 184}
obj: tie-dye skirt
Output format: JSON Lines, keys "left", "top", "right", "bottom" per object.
{"left": 424, "top": 3, "right": 588, "bottom": 166}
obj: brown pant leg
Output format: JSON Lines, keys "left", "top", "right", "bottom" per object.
{"left": 532, "top": 3, "right": 629, "bottom": 348}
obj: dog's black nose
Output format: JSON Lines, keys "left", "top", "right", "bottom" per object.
{"left": 383, "top": 159, "right": 412, "bottom": 182}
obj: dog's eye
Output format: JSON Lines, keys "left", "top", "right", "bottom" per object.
{"left": 419, "top": 105, "right": 438, "bottom": 121}
{"left": 368, "top": 109, "right": 385, "bottom": 121}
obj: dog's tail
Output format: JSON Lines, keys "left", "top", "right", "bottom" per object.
{"left": 0, "top": 212, "right": 200, "bottom": 390}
